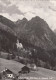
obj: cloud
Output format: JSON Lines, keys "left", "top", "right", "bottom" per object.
{"left": 0, "top": 0, "right": 11, "bottom": 5}
{"left": 0, "top": 4, "right": 4, "bottom": 12}
{"left": 5, "top": 5, "right": 24, "bottom": 15}
{"left": 0, "top": 0, "right": 24, "bottom": 15}
{"left": 10, "top": 13, "right": 24, "bottom": 21}
{"left": 0, "top": 13, "right": 13, "bottom": 20}
{"left": 0, "top": 0, "right": 6, "bottom": 6}
{"left": 24, "top": 12, "right": 36, "bottom": 20}
{"left": 0, "top": 13, "right": 24, "bottom": 21}
{"left": 0, "top": 0, "right": 56, "bottom": 30}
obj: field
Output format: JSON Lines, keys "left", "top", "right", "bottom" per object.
{"left": 0, "top": 58, "right": 56, "bottom": 80}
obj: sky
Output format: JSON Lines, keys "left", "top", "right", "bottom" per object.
{"left": 0, "top": 0, "right": 56, "bottom": 30}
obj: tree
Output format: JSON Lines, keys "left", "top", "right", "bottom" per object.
{"left": 0, "top": 73, "right": 2, "bottom": 79}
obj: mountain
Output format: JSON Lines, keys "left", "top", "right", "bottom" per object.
{"left": 0, "top": 28, "right": 17, "bottom": 53}
{"left": 0, "top": 15, "right": 56, "bottom": 69}
{"left": 0, "top": 15, "right": 17, "bottom": 33}
{"left": 0, "top": 22, "right": 16, "bottom": 36}
{"left": 15, "top": 16, "right": 56, "bottom": 50}
{"left": 16, "top": 18, "right": 28, "bottom": 25}
{"left": 15, "top": 18, "right": 28, "bottom": 33}
{"left": 0, "top": 15, "right": 17, "bottom": 53}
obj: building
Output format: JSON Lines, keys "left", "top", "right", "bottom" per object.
{"left": 27, "top": 63, "right": 37, "bottom": 71}
{"left": 16, "top": 39, "right": 23, "bottom": 49}
{"left": 2, "top": 69, "right": 14, "bottom": 79}
{"left": 30, "top": 64, "right": 37, "bottom": 70}
{"left": 6, "top": 69, "right": 14, "bottom": 78}
{"left": 18, "top": 66, "right": 30, "bottom": 74}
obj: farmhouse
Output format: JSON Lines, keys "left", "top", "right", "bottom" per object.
{"left": 6, "top": 69, "right": 14, "bottom": 78}
{"left": 22, "top": 66, "right": 30, "bottom": 73}
{"left": 19, "top": 66, "right": 30, "bottom": 74}
{"left": 3, "top": 68, "right": 14, "bottom": 79}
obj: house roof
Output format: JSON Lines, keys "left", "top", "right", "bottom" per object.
{"left": 21, "top": 66, "right": 30, "bottom": 70}
{"left": 5, "top": 69, "right": 13, "bottom": 74}
{"left": 0, "top": 58, "right": 24, "bottom": 74}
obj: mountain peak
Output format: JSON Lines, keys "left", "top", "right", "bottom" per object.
{"left": 31, "top": 16, "right": 42, "bottom": 21}
{"left": 15, "top": 16, "right": 56, "bottom": 50}
{"left": 16, "top": 17, "right": 28, "bottom": 25}
{"left": 0, "top": 15, "right": 17, "bottom": 30}
{"left": 34, "top": 16, "right": 41, "bottom": 19}
{"left": 22, "top": 17, "right": 28, "bottom": 21}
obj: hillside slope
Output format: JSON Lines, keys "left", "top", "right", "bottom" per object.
{"left": 0, "top": 15, "right": 17, "bottom": 53}
{"left": 0, "top": 22, "right": 16, "bottom": 36}
{"left": 0, "top": 58, "right": 56, "bottom": 80}
{"left": 0, "top": 15, "right": 17, "bottom": 30}
{"left": 0, "top": 23, "right": 17, "bottom": 52}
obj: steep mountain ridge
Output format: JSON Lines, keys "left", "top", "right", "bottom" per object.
{"left": 15, "top": 18, "right": 28, "bottom": 33}
{"left": 0, "top": 15, "right": 17, "bottom": 32}
{"left": 0, "top": 29, "right": 17, "bottom": 52}
{"left": 0, "top": 22, "right": 16, "bottom": 36}
{"left": 0, "top": 15, "right": 56, "bottom": 50}
{"left": 16, "top": 16, "right": 56, "bottom": 50}
{"left": 0, "top": 15, "right": 17, "bottom": 52}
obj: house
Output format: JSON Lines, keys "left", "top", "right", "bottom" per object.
{"left": 16, "top": 39, "right": 23, "bottom": 49}
{"left": 30, "top": 64, "right": 37, "bottom": 70}
{"left": 6, "top": 69, "right": 14, "bottom": 78}
{"left": 21, "top": 66, "right": 30, "bottom": 73}
{"left": 3, "top": 68, "right": 14, "bottom": 79}
{"left": 27, "top": 63, "right": 37, "bottom": 71}
{"left": 18, "top": 66, "right": 30, "bottom": 74}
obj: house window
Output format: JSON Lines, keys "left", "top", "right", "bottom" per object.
{"left": 10, "top": 75, "right": 11, "bottom": 76}
{"left": 7, "top": 74, "right": 13, "bottom": 78}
